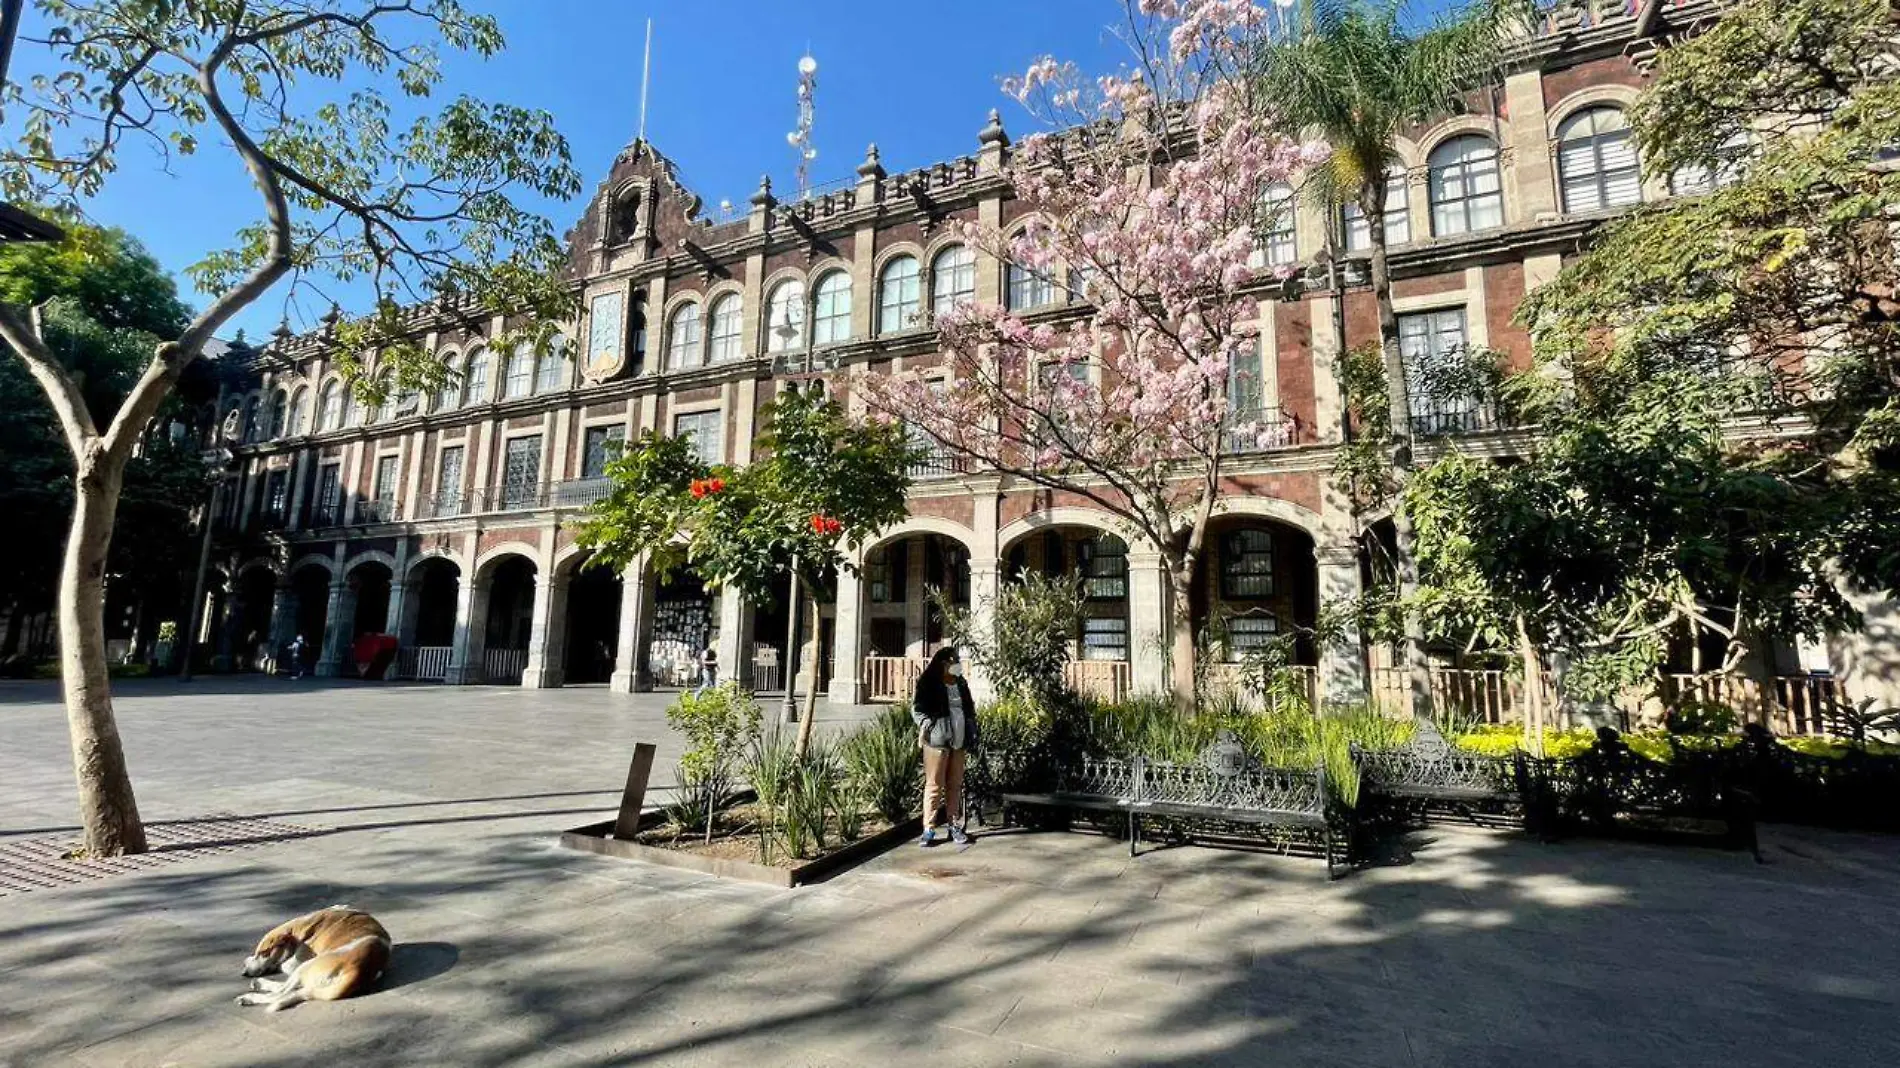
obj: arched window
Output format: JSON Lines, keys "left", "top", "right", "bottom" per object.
{"left": 268, "top": 392, "right": 287, "bottom": 440}
{"left": 1007, "top": 262, "right": 1056, "bottom": 311}
{"left": 241, "top": 396, "right": 262, "bottom": 442}
{"left": 707, "top": 293, "right": 743, "bottom": 362}
{"left": 1669, "top": 133, "right": 1751, "bottom": 196}
{"left": 319, "top": 381, "right": 343, "bottom": 431}
{"left": 1557, "top": 107, "right": 1641, "bottom": 213}
{"left": 764, "top": 279, "right": 806, "bottom": 354}
{"left": 811, "top": 271, "right": 852, "bottom": 346}
{"left": 501, "top": 346, "right": 534, "bottom": 399}
{"left": 666, "top": 302, "right": 703, "bottom": 369}
{"left": 879, "top": 256, "right": 921, "bottom": 332}
{"left": 1342, "top": 168, "right": 1411, "bottom": 251}
{"left": 286, "top": 389, "right": 308, "bottom": 436}
{"left": 435, "top": 355, "right": 461, "bottom": 412}
{"left": 1428, "top": 135, "right": 1504, "bottom": 236}
{"left": 462, "top": 347, "right": 490, "bottom": 406}
{"left": 931, "top": 245, "right": 976, "bottom": 313}
{"left": 1256, "top": 182, "right": 1298, "bottom": 267}
{"left": 534, "top": 342, "right": 566, "bottom": 393}
{"left": 341, "top": 390, "right": 361, "bottom": 428}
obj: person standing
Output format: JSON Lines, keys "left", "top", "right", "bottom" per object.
{"left": 912, "top": 646, "right": 979, "bottom": 847}
{"left": 286, "top": 634, "right": 307, "bottom": 679}
{"left": 697, "top": 643, "right": 719, "bottom": 692}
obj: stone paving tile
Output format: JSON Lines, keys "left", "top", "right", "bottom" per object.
{"left": 8, "top": 679, "right": 1900, "bottom": 1066}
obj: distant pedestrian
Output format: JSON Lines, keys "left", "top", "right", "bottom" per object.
{"left": 287, "top": 634, "right": 307, "bottom": 679}
{"left": 697, "top": 644, "right": 718, "bottom": 692}
{"left": 912, "top": 646, "right": 980, "bottom": 848}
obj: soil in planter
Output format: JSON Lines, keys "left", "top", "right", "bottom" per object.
{"left": 634, "top": 803, "right": 896, "bottom": 869}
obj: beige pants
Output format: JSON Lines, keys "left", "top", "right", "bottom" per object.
{"left": 922, "top": 746, "right": 967, "bottom": 828}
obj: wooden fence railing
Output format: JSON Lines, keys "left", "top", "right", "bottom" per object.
{"left": 395, "top": 646, "right": 452, "bottom": 682}
{"left": 1201, "top": 663, "right": 1320, "bottom": 711}
{"left": 483, "top": 647, "right": 528, "bottom": 686}
{"left": 1371, "top": 667, "right": 1850, "bottom": 735}
{"left": 1063, "top": 660, "right": 1133, "bottom": 703}
{"left": 863, "top": 656, "right": 926, "bottom": 703}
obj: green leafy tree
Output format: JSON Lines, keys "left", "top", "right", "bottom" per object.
{"left": 932, "top": 570, "right": 1086, "bottom": 709}
{"left": 0, "top": 226, "right": 205, "bottom": 657}
{"left": 0, "top": 0, "right": 580, "bottom": 857}
{"left": 575, "top": 388, "right": 920, "bottom": 756}
{"left": 1410, "top": 0, "right": 1900, "bottom": 733}
{"left": 1253, "top": 0, "right": 1531, "bottom": 708}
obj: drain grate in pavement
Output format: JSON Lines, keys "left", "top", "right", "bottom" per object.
{"left": 0, "top": 814, "right": 318, "bottom": 897}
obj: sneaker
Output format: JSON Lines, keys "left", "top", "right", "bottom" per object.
{"left": 919, "top": 828, "right": 939, "bottom": 848}
{"left": 950, "top": 825, "right": 971, "bottom": 847}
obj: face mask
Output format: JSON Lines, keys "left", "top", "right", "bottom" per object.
{"left": 946, "top": 663, "right": 964, "bottom": 678}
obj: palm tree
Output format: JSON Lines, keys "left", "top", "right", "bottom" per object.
{"left": 1254, "top": 0, "right": 1531, "bottom": 711}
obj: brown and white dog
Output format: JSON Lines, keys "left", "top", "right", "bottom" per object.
{"left": 236, "top": 905, "right": 391, "bottom": 1012}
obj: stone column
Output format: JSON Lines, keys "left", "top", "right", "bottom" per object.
{"left": 609, "top": 561, "right": 654, "bottom": 693}
{"left": 268, "top": 577, "right": 297, "bottom": 673}
{"left": 210, "top": 586, "right": 237, "bottom": 672}
{"left": 716, "top": 590, "right": 754, "bottom": 689}
{"left": 521, "top": 573, "right": 566, "bottom": 688}
{"left": 965, "top": 560, "right": 1000, "bottom": 704}
{"left": 827, "top": 565, "right": 865, "bottom": 704}
{"left": 315, "top": 579, "right": 353, "bottom": 677}
{"left": 444, "top": 576, "right": 484, "bottom": 685}
{"left": 1317, "top": 542, "right": 1368, "bottom": 706}
{"left": 1127, "top": 551, "right": 1169, "bottom": 697}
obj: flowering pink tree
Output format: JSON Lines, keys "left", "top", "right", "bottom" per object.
{"left": 856, "top": 0, "right": 1319, "bottom": 708}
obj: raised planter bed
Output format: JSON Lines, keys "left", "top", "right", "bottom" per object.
{"left": 559, "top": 810, "right": 922, "bottom": 888}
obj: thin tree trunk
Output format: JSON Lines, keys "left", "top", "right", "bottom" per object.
{"left": 61, "top": 453, "right": 147, "bottom": 856}
{"left": 1167, "top": 567, "right": 1196, "bottom": 713}
{"left": 793, "top": 590, "right": 822, "bottom": 760}
{"left": 1516, "top": 614, "right": 1545, "bottom": 758}
{"left": 1365, "top": 189, "right": 1433, "bottom": 716}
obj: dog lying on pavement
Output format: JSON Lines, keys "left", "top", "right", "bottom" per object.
{"left": 237, "top": 905, "right": 391, "bottom": 1011}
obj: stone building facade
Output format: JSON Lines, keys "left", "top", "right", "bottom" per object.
{"left": 191, "top": 0, "right": 1865, "bottom": 705}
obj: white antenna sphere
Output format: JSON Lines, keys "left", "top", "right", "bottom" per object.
{"left": 798, "top": 55, "right": 818, "bottom": 75}
{"left": 786, "top": 131, "right": 800, "bottom": 146}
{"left": 719, "top": 199, "right": 733, "bottom": 213}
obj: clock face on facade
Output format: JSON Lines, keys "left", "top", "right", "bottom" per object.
{"left": 586, "top": 291, "right": 624, "bottom": 380}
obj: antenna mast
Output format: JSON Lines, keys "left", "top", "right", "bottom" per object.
{"left": 787, "top": 52, "right": 818, "bottom": 198}
{"left": 637, "top": 18, "right": 653, "bottom": 143}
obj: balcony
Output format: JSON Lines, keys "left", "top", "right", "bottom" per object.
{"left": 1224, "top": 407, "right": 1302, "bottom": 454}
{"left": 410, "top": 491, "right": 467, "bottom": 521}
{"left": 309, "top": 502, "right": 341, "bottom": 528}
{"left": 908, "top": 453, "right": 970, "bottom": 480}
{"left": 1410, "top": 400, "right": 1502, "bottom": 438}
{"left": 353, "top": 498, "right": 399, "bottom": 525}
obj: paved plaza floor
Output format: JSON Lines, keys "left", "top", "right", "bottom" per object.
{"left": 4, "top": 678, "right": 1900, "bottom": 1067}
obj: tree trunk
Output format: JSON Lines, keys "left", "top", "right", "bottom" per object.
{"left": 794, "top": 592, "right": 822, "bottom": 760}
{"left": 1365, "top": 189, "right": 1433, "bottom": 715}
{"left": 1516, "top": 614, "right": 1545, "bottom": 758}
{"left": 1167, "top": 566, "right": 1196, "bottom": 713}
{"left": 61, "top": 451, "right": 147, "bottom": 856}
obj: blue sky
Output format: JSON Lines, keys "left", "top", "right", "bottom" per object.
{"left": 11, "top": 0, "right": 1147, "bottom": 340}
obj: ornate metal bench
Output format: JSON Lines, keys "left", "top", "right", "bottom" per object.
{"left": 1000, "top": 732, "right": 1343, "bottom": 878}
{"left": 1351, "top": 718, "right": 1520, "bottom": 825}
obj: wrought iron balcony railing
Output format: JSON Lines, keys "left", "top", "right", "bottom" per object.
{"left": 909, "top": 453, "right": 970, "bottom": 480}
{"left": 353, "top": 498, "right": 399, "bottom": 525}
{"left": 1224, "top": 407, "right": 1302, "bottom": 454}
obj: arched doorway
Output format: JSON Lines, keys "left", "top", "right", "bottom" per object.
{"left": 1001, "top": 524, "right": 1133, "bottom": 702}
{"left": 480, "top": 555, "right": 537, "bottom": 684}
{"left": 289, "top": 564, "right": 332, "bottom": 676}
{"left": 857, "top": 532, "right": 971, "bottom": 700}
{"left": 348, "top": 560, "right": 394, "bottom": 637}
{"left": 562, "top": 556, "right": 622, "bottom": 685}
{"left": 755, "top": 563, "right": 840, "bottom": 697}
{"left": 404, "top": 557, "right": 461, "bottom": 681}
{"left": 648, "top": 569, "right": 713, "bottom": 688}
{"left": 1191, "top": 515, "right": 1319, "bottom": 706}
{"left": 235, "top": 566, "right": 278, "bottom": 671}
